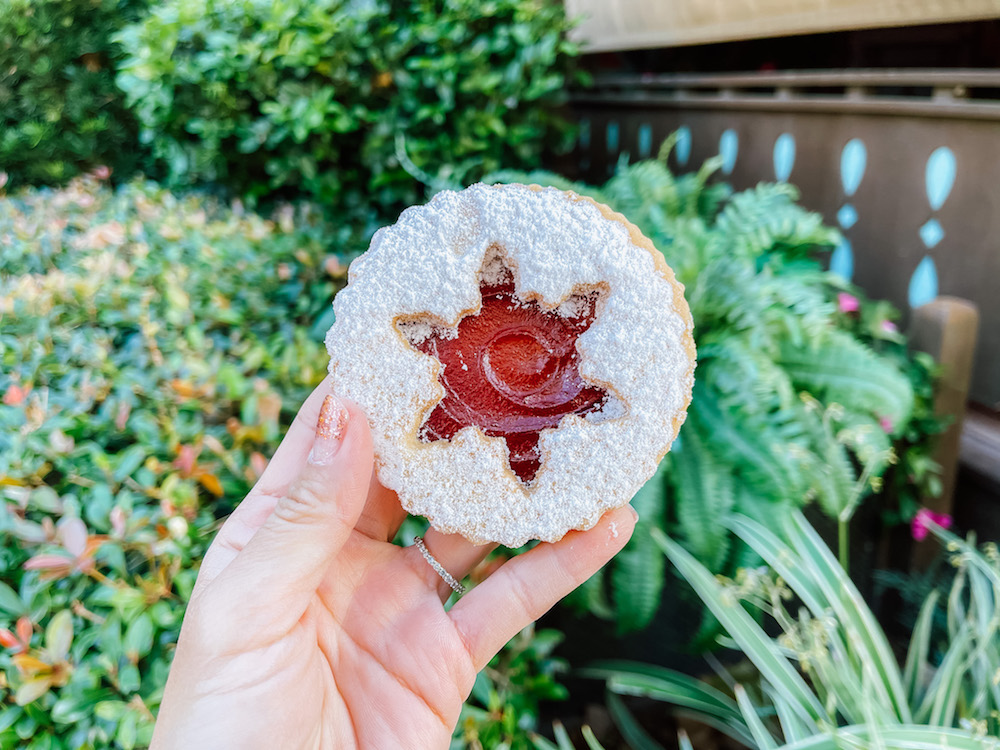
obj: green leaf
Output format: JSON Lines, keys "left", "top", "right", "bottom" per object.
{"left": 903, "top": 590, "right": 939, "bottom": 705}
{"left": 652, "top": 528, "right": 827, "bottom": 726}
{"left": 671, "top": 424, "right": 735, "bottom": 571}
{"left": 112, "top": 445, "right": 147, "bottom": 483}
{"left": 124, "top": 612, "right": 154, "bottom": 662}
{"left": 15, "top": 678, "right": 51, "bottom": 707}
{"left": 783, "top": 513, "right": 912, "bottom": 722}
{"left": 605, "top": 691, "right": 665, "bottom": 750}
{"left": 581, "top": 726, "right": 606, "bottom": 750}
{"left": 117, "top": 709, "right": 138, "bottom": 750}
{"left": 551, "top": 721, "right": 577, "bottom": 750}
{"left": 778, "top": 331, "right": 913, "bottom": 426}
{"left": 0, "top": 581, "right": 26, "bottom": 616}
{"left": 45, "top": 610, "right": 73, "bottom": 661}
{"left": 610, "top": 461, "right": 668, "bottom": 631}
{"left": 776, "top": 724, "right": 994, "bottom": 750}
{"left": 734, "top": 684, "right": 777, "bottom": 749}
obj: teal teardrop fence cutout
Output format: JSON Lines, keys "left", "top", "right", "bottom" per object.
{"left": 908, "top": 256, "right": 939, "bottom": 308}
{"left": 830, "top": 237, "right": 854, "bottom": 281}
{"left": 579, "top": 118, "right": 590, "bottom": 149}
{"left": 719, "top": 129, "right": 738, "bottom": 174}
{"left": 837, "top": 203, "right": 858, "bottom": 230}
{"left": 676, "top": 126, "right": 692, "bottom": 166}
{"left": 606, "top": 121, "right": 620, "bottom": 154}
{"left": 920, "top": 218, "right": 945, "bottom": 249}
{"left": 638, "top": 124, "right": 653, "bottom": 159}
{"left": 840, "top": 139, "right": 866, "bottom": 197}
{"left": 926, "top": 147, "right": 956, "bottom": 211}
{"left": 774, "top": 133, "right": 795, "bottom": 181}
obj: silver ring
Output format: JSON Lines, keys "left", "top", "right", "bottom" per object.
{"left": 413, "top": 536, "right": 466, "bottom": 595}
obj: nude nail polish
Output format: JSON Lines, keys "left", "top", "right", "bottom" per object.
{"left": 308, "top": 394, "right": 349, "bottom": 465}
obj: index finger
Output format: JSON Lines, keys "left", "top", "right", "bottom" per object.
{"left": 251, "top": 376, "right": 333, "bottom": 498}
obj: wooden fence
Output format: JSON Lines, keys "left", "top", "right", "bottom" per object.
{"left": 567, "top": 69, "right": 1000, "bottom": 409}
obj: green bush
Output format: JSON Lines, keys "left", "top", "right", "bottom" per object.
{"left": 0, "top": 175, "right": 346, "bottom": 748}
{"left": 0, "top": 0, "right": 146, "bottom": 188}
{"left": 115, "top": 0, "right": 583, "bottom": 219}
{"left": 490, "top": 139, "right": 943, "bottom": 634}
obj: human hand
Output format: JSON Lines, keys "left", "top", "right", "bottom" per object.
{"left": 151, "top": 379, "right": 637, "bottom": 749}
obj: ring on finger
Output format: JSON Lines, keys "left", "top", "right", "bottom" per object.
{"left": 413, "top": 536, "right": 466, "bottom": 595}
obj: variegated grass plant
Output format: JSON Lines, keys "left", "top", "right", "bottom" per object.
{"left": 536, "top": 512, "right": 999, "bottom": 750}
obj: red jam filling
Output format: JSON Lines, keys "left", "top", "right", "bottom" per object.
{"left": 408, "top": 275, "right": 608, "bottom": 484}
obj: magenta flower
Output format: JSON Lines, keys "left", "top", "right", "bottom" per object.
{"left": 879, "top": 416, "right": 894, "bottom": 433}
{"left": 881, "top": 320, "right": 898, "bottom": 333}
{"left": 837, "top": 292, "right": 860, "bottom": 314}
{"left": 911, "top": 508, "right": 953, "bottom": 541}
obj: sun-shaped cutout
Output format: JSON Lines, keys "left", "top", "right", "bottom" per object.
{"left": 397, "top": 253, "right": 613, "bottom": 484}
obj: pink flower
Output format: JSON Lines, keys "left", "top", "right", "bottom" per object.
{"left": 837, "top": 292, "right": 860, "bottom": 314}
{"left": 879, "top": 416, "right": 894, "bottom": 433}
{"left": 881, "top": 320, "right": 898, "bottom": 333}
{"left": 911, "top": 508, "right": 953, "bottom": 542}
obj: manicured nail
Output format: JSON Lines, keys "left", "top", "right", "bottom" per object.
{"left": 308, "top": 395, "right": 349, "bottom": 465}
{"left": 628, "top": 505, "right": 639, "bottom": 522}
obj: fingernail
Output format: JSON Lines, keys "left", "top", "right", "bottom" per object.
{"left": 308, "top": 395, "right": 349, "bottom": 466}
{"left": 628, "top": 505, "right": 639, "bottom": 522}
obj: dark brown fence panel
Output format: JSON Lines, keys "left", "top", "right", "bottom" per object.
{"left": 568, "top": 71, "right": 1000, "bottom": 408}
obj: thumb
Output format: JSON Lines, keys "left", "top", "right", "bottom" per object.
{"left": 211, "top": 394, "right": 373, "bottom": 629}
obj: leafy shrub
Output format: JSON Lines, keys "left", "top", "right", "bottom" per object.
{"left": 455, "top": 625, "right": 569, "bottom": 750}
{"left": 490, "top": 140, "right": 943, "bottom": 633}
{"left": 0, "top": 0, "right": 146, "bottom": 188}
{"left": 0, "top": 174, "right": 348, "bottom": 748}
{"left": 115, "top": 0, "right": 583, "bottom": 220}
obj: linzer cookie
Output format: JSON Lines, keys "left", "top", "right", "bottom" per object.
{"left": 325, "top": 183, "right": 695, "bottom": 547}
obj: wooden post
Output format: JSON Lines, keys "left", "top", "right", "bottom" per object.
{"left": 908, "top": 296, "right": 979, "bottom": 568}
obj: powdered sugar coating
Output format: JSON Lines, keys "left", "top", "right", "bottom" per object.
{"left": 325, "top": 183, "right": 695, "bottom": 547}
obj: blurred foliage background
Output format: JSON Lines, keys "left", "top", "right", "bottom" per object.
{"left": 0, "top": 0, "right": 149, "bottom": 189}
{"left": 0, "top": 0, "right": 975, "bottom": 748}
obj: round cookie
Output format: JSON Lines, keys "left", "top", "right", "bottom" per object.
{"left": 325, "top": 183, "right": 695, "bottom": 547}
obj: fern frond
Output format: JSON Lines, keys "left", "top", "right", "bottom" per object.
{"left": 612, "top": 463, "right": 668, "bottom": 632}
{"left": 778, "top": 330, "right": 914, "bottom": 426}
{"left": 716, "top": 183, "right": 839, "bottom": 259}
{"left": 671, "top": 425, "right": 735, "bottom": 572}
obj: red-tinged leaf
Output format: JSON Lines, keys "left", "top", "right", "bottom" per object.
{"left": 249, "top": 452, "right": 268, "bottom": 479}
{"left": 197, "top": 472, "right": 223, "bottom": 497}
{"left": 82, "top": 536, "right": 107, "bottom": 558}
{"left": 23, "top": 554, "right": 73, "bottom": 577}
{"left": 15, "top": 676, "right": 52, "bottom": 706}
{"left": 114, "top": 401, "right": 132, "bottom": 430}
{"left": 0, "top": 630, "right": 20, "bottom": 650}
{"left": 15, "top": 617, "right": 32, "bottom": 648}
{"left": 2, "top": 384, "right": 27, "bottom": 406}
{"left": 257, "top": 392, "right": 283, "bottom": 425}
{"left": 110, "top": 507, "right": 127, "bottom": 537}
{"left": 58, "top": 517, "right": 88, "bottom": 558}
{"left": 173, "top": 445, "right": 198, "bottom": 477}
